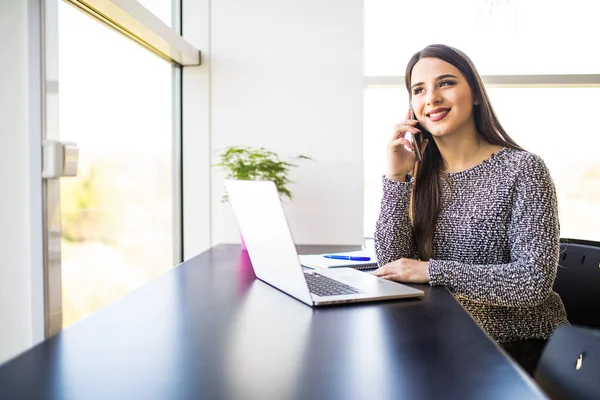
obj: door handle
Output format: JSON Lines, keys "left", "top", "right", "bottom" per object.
{"left": 42, "top": 140, "right": 79, "bottom": 179}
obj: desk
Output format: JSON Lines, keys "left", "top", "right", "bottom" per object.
{"left": 0, "top": 244, "right": 546, "bottom": 400}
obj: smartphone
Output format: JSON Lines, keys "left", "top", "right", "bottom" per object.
{"left": 407, "top": 104, "right": 422, "bottom": 162}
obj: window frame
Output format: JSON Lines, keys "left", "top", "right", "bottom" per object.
{"left": 63, "top": 0, "right": 200, "bottom": 66}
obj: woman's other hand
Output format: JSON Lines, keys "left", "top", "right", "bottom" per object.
{"left": 372, "top": 258, "right": 430, "bottom": 283}
{"left": 386, "top": 108, "right": 428, "bottom": 181}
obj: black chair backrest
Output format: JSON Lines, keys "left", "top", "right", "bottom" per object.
{"left": 534, "top": 325, "right": 600, "bottom": 400}
{"left": 555, "top": 239, "right": 600, "bottom": 328}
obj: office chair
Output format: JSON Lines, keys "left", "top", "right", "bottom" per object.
{"left": 554, "top": 239, "right": 600, "bottom": 328}
{"left": 534, "top": 325, "right": 600, "bottom": 400}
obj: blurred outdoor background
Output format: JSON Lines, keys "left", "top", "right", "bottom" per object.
{"left": 59, "top": 0, "right": 173, "bottom": 327}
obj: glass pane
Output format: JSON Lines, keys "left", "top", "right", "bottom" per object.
{"left": 363, "top": 87, "right": 600, "bottom": 242}
{"left": 138, "top": 0, "right": 173, "bottom": 27}
{"left": 365, "top": 0, "right": 600, "bottom": 75}
{"left": 59, "top": 3, "right": 174, "bottom": 327}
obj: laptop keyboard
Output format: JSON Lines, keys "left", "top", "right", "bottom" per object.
{"left": 304, "top": 272, "right": 362, "bottom": 297}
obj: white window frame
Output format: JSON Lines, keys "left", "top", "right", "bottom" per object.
{"left": 63, "top": 0, "right": 200, "bottom": 65}
{"left": 365, "top": 74, "right": 600, "bottom": 89}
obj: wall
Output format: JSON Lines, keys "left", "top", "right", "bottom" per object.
{"left": 209, "top": 0, "right": 364, "bottom": 246}
{"left": 0, "top": 0, "right": 44, "bottom": 364}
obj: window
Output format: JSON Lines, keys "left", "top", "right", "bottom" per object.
{"left": 59, "top": 2, "right": 176, "bottom": 327}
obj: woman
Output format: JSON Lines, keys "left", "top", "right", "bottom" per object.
{"left": 372, "top": 44, "right": 569, "bottom": 375}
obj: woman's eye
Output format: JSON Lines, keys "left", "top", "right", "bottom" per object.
{"left": 440, "top": 80, "right": 456, "bottom": 87}
{"left": 412, "top": 87, "right": 423, "bottom": 95}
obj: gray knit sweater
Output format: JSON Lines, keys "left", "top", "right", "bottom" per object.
{"left": 375, "top": 147, "right": 569, "bottom": 343}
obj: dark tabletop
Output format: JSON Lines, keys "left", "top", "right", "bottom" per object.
{"left": 0, "top": 244, "right": 547, "bottom": 400}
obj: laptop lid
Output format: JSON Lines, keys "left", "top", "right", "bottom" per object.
{"left": 225, "top": 179, "right": 314, "bottom": 306}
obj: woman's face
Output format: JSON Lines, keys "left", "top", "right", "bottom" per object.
{"left": 410, "top": 57, "right": 476, "bottom": 139}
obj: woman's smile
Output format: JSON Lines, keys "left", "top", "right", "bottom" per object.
{"left": 426, "top": 108, "right": 450, "bottom": 122}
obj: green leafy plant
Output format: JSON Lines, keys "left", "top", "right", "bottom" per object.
{"left": 213, "top": 146, "right": 312, "bottom": 202}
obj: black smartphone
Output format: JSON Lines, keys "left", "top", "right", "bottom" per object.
{"left": 408, "top": 105, "right": 422, "bottom": 162}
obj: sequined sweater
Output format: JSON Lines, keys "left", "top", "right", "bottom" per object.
{"left": 374, "top": 147, "right": 569, "bottom": 343}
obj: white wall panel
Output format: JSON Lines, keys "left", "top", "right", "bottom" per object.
{"left": 209, "top": 0, "right": 364, "bottom": 245}
{"left": 0, "top": 0, "right": 44, "bottom": 364}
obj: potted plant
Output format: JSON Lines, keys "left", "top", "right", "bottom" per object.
{"left": 212, "top": 145, "right": 312, "bottom": 249}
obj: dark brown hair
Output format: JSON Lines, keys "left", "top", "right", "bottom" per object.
{"left": 404, "top": 44, "right": 522, "bottom": 260}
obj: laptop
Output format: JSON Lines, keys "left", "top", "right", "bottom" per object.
{"left": 225, "top": 180, "right": 424, "bottom": 306}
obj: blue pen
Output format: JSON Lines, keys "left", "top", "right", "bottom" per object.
{"left": 324, "top": 255, "right": 371, "bottom": 261}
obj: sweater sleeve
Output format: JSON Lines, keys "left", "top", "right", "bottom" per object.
{"left": 428, "top": 154, "right": 560, "bottom": 307}
{"left": 374, "top": 176, "right": 419, "bottom": 266}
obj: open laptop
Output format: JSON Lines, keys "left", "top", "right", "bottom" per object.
{"left": 225, "top": 180, "right": 424, "bottom": 306}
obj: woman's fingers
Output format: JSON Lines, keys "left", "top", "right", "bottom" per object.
{"left": 372, "top": 259, "right": 408, "bottom": 280}
{"left": 395, "top": 139, "right": 418, "bottom": 155}
{"left": 394, "top": 119, "right": 418, "bottom": 128}
{"left": 393, "top": 134, "right": 428, "bottom": 155}
{"left": 392, "top": 137, "right": 411, "bottom": 150}
{"left": 372, "top": 265, "right": 395, "bottom": 276}
{"left": 378, "top": 272, "right": 407, "bottom": 282}
{"left": 393, "top": 120, "right": 419, "bottom": 132}
{"left": 387, "top": 115, "right": 422, "bottom": 179}
{"left": 392, "top": 124, "right": 420, "bottom": 142}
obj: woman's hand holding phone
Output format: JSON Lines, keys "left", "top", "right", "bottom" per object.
{"left": 386, "top": 108, "right": 428, "bottom": 182}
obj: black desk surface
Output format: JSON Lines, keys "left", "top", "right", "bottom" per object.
{"left": 0, "top": 244, "right": 547, "bottom": 400}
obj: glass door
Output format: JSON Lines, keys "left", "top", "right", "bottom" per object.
{"left": 41, "top": 0, "right": 196, "bottom": 332}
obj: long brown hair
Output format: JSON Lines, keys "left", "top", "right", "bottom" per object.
{"left": 405, "top": 44, "right": 522, "bottom": 260}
